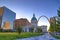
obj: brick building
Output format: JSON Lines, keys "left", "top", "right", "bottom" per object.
{"left": 14, "top": 18, "right": 30, "bottom": 29}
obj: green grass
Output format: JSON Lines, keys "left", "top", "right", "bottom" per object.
{"left": 0, "top": 32, "right": 43, "bottom": 40}
{"left": 50, "top": 33, "right": 60, "bottom": 39}
{"left": 0, "top": 32, "right": 17, "bottom": 40}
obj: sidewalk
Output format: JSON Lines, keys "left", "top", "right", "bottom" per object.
{"left": 16, "top": 33, "right": 59, "bottom": 40}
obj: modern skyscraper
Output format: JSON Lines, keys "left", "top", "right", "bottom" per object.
{"left": 0, "top": 6, "right": 16, "bottom": 30}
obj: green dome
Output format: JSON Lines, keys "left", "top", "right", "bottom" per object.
{"left": 31, "top": 14, "right": 37, "bottom": 21}
{"left": 31, "top": 17, "right": 37, "bottom": 21}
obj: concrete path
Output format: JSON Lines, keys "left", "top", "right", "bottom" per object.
{"left": 16, "top": 33, "right": 59, "bottom": 40}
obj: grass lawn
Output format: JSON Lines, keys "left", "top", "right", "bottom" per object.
{"left": 0, "top": 32, "right": 43, "bottom": 40}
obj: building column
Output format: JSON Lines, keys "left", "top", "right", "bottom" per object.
{"left": 33, "top": 27, "right": 37, "bottom": 32}
{"left": 27, "top": 27, "right": 29, "bottom": 32}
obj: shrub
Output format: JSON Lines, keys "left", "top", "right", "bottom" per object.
{"left": 37, "top": 28, "right": 42, "bottom": 33}
{"left": 0, "top": 28, "right": 2, "bottom": 32}
{"left": 29, "top": 27, "right": 34, "bottom": 32}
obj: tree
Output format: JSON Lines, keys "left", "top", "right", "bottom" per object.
{"left": 56, "top": 21, "right": 60, "bottom": 33}
{"left": 49, "top": 22, "right": 55, "bottom": 32}
{"left": 30, "top": 27, "right": 34, "bottom": 32}
{"left": 58, "top": 11, "right": 60, "bottom": 17}
{"left": 0, "top": 28, "right": 2, "bottom": 32}
{"left": 49, "top": 17, "right": 56, "bottom": 32}
{"left": 37, "top": 27, "right": 42, "bottom": 33}
{"left": 16, "top": 25, "right": 22, "bottom": 34}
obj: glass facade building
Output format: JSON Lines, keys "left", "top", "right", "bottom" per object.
{"left": 0, "top": 6, "right": 16, "bottom": 30}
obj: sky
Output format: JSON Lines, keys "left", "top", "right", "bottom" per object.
{"left": 0, "top": 0, "right": 60, "bottom": 30}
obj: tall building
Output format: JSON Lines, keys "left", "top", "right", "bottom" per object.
{"left": 14, "top": 18, "right": 30, "bottom": 29}
{"left": 31, "top": 14, "right": 38, "bottom": 32}
{"left": 0, "top": 6, "right": 16, "bottom": 30}
{"left": 31, "top": 14, "right": 37, "bottom": 27}
{"left": 50, "top": 17, "right": 55, "bottom": 24}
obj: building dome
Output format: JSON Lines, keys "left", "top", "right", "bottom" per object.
{"left": 31, "top": 14, "right": 37, "bottom": 27}
{"left": 31, "top": 17, "right": 37, "bottom": 21}
{"left": 31, "top": 14, "right": 37, "bottom": 21}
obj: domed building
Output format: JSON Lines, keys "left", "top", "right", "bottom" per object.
{"left": 31, "top": 14, "right": 38, "bottom": 32}
{"left": 31, "top": 14, "right": 37, "bottom": 27}
{"left": 31, "top": 14, "right": 47, "bottom": 33}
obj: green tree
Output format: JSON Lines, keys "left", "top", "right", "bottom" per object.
{"left": 58, "top": 11, "right": 60, "bottom": 17}
{"left": 16, "top": 25, "right": 22, "bottom": 34}
{"left": 49, "top": 17, "right": 56, "bottom": 32}
{"left": 49, "top": 22, "right": 56, "bottom": 32}
{"left": 56, "top": 21, "right": 60, "bottom": 33}
{"left": 0, "top": 28, "right": 2, "bottom": 32}
{"left": 37, "top": 27, "right": 42, "bottom": 33}
{"left": 30, "top": 27, "right": 34, "bottom": 32}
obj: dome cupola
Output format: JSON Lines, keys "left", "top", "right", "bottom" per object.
{"left": 31, "top": 14, "right": 37, "bottom": 21}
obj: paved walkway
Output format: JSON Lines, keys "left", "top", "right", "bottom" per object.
{"left": 16, "top": 33, "right": 59, "bottom": 40}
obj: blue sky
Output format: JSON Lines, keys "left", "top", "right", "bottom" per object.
{"left": 0, "top": 0, "right": 60, "bottom": 30}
